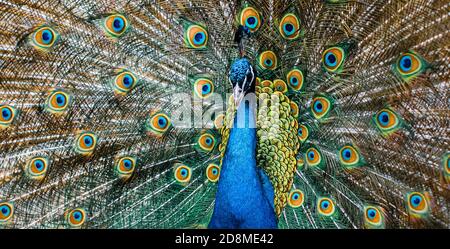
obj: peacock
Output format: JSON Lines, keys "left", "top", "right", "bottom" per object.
{"left": 0, "top": 0, "right": 448, "bottom": 229}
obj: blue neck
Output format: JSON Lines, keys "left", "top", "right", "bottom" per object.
{"left": 209, "top": 100, "right": 277, "bottom": 229}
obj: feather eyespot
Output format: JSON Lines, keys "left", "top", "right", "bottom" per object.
{"left": 113, "top": 71, "right": 137, "bottom": 94}
{"left": 407, "top": 192, "right": 430, "bottom": 217}
{"left": 318, "top": 197, "right": 335, "bottom": 216}
{"left": 286, "top": 68, "right": 304, "bottom": 91}
{"left": 445, "top": 154, "right": 450, "bottom": 173}
{"left": 288, "top": 190, "right": 305, "bottom": 208}
{"left": 240, "top": 7, "right": 261, "bottom": 32}
{"left": 74, "top": 132, "right": 97, "bottom": 155}
{"left": 103, "top": 14, "right": 129, "bottom": 37}
{"left": 45, "top": 90, "right": 71, "bottom": 114}
{"left": 194, "top": 78, "right": 214, "bottom": 99}
{"left": 273, "top": 79, "right": 288, "bottom": 93}
{"left": 206, "top": 164, "right": 220, "bottom": 182}
{"left": 31, "top": 26, "right": 59, "bottom": 49}
{"left": 298, "top": 124, "right": 309, "bottom": 143}
{"left": 305, "top": 147, "right": 322, "bottom": 168}
{"left": 322, "top": 47, "right": 345, "bottom": 72}
{"left": 279, "top": 13, "right": 301, "bottom": 40}
{"left": 0, "top": 105, "right": 18, "bottom": 128}
{"left": 174, "top": 163, "right": 192, "bottom": 183}
{"left": 443, "top": 153, "right": 450, "bottom": 183}
{"left": 114, "top": 156, "right": 136, "bottom": 179}
{"left": 0, "top": 202, "right": 14, "bottom": 223}
{"left": 339, "top": 145, "right": 363, "bottom": 168}
{"left": 258, "top": 51, "right": 277, "bottom": 70}
{"left": 25, "top": 156, "right": 49, "bottom": 180}
{"left": 146, "top": 113, "right": 171, "bottom": 136}
{"left": 290, "top": 101, "right": 299, "bottom": 118}
{"left": 66, "top": 208, "right": 86, "bottom": 228}
{"left": 311, "top": 95, "right": 332, "bottom": 120}
{"left": 393, "top": 52, "right": 427, "bottom": 81}
{"left": 364, "top": 206, "right": 385, "bottom": 229}
{"left": 185, "top": 24, "right": 208, "bottom": 49}
{"left": 196, "top": 133, "right": 216, "bottom": 152}
{"left": 373, "top": 108, "right": 402, "bottom": 135}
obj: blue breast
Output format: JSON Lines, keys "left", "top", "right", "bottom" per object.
{"left": 208, "top": 100, "right": 277, "bottom": 229}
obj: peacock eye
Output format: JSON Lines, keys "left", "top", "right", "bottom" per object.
{"left": 279, "top": 13, "right": 300, "bottom": 40}
{"left": 196, "top": 133, "right": 216, "bottom": 152}
{"left": 66, "top": 208, "right": 86, "bottom": 227}
{"left": 194, "top": 78, "right": 214, "bottom": 99}
{"left": 114, "top": 156, "right": 136, "bottom": 179}
{"left": 311, "top": 95, "right": 332, "bottom": 120}
{"left": 338, "top": 145, "right": 362, "bottom": 168}
{"left": 305, "top": 147, "right": 322, "bottom": 167}
{"left": 104, "top": 14, "right": 129, "bottom": 37}
{"left": 446, "top": 155, "right": 450, "bottom": 171}
{"left": 31, "top": 26, "right": 58, "bottom": 49}
{"left": 185, "top": 24, "right": 208, "bottom": 49}
{"left": 298, "top": 124, "right": 309, "bottom": 142}
{"left": 288, "top": 189, "right": 305, "bottom": 208}
{"left": 364, "top": 206, "right": 384, "bottom": 228}
{"left": 25, "top": 157, "right": 49, "bottom": 180}
{"left": 113, "top": 71, "right": 137, "bottom": 94}
{"left": 373, "top": 108, "right": 402, "bottom": 135}
{"left": 74, "top": 132, "right": 97, "bottom": 155}
{"left": 0, "top": 105, "right": 17, "bottom": 128}
{"left": 377, "top": 110, "right": 395, "bottom": 127}
{"left": 1, "top": 106, "right": 12, "bottom": 121}
{"left": 206, "top": 164, "right": 220, "bottom": 182}
{"left": 258, "top": 50, "right": 278, "bottom": 70}
{"left": 286, "top": 68, "right": 304, "bottom": 91}
{"left": 394, "top": 52, "right": 426, "bottom": 81}
{"left": 174, "top": 163, "right": 192, "bottom": 183}
{"left": 240, "top": 7, "right": 261, "bottom": 32}
{"left": 443, "top": 153, "right": 450, "bottom": 179}
{"left": 322, "top": 47, "right": 345, "bottom": 72}
{"left": 147, "top": 113, "right": 171, "bottom": 136}
{"left": 318, "top": 197, "right": 335, "bottom": 216}
{"left": 290, "top": 101, "right": 299, "bottom": 118}
{"left": 0, "top": 202, "right": 14, "bottom": 223}
{"left": 46, "top": 90, "right": 71, "bottom": 113}
{"left": 407, "top": 192, "right": 429, "bottom": 216}
{"left": 273, "top": 79, "right": 288, "bottom": 93}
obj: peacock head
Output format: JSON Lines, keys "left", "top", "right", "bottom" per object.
{"left": 228, "top": 58, "right": 256, "bottom": 108}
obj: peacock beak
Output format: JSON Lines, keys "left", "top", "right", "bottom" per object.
{"left": 233, "top": 85, "right": 245, "bottom": 108}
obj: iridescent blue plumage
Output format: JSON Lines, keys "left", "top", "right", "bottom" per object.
{"left": 209, "top": 100, "right": 277, "bottom": 228}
